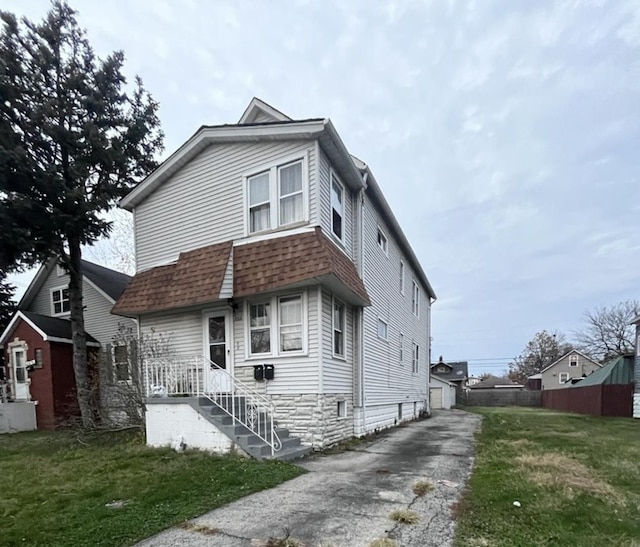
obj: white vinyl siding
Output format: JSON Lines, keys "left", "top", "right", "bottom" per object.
{"left": 27, "top": 265, "right": 135, "bottom": 345}
{"left": 361, "top": 194, "right": 430, "bottom": 409}
{"left": 320, "top": 289, "right": 354, "bottom": 394}
{"left": 135, "top": 140, "right": 317, "bottom": 272}
{"left": 140, "top": 311, "right": 203, "bottom": 356}
{"left": 234, "top": 288, "right": 320, "bottom": 394}
{"left": 318, "top": 150, "right": 354, "bottom": 259}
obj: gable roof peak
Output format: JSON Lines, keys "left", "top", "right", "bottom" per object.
{"left": 238, "top": 97, "right": 292, "bottom": 124}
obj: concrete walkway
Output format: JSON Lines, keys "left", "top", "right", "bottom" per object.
{"left": 136, "top": 409, "right": 481, "bottom": 547}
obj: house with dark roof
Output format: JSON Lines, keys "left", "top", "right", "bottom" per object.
{"left": 1, "top": 259, "right": 133, "bottom": 429}
{"left": 430, "top": 357, "right": 468, "bottom": 395}
{"left": 468, "top": 375, "right": 523, "bottom": 390}
{"left": 113, "top": 97, "right": 437, "bottom": 458}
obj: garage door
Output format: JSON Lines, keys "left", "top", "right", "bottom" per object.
{"left": 430, "top": 387, "right": 443, "bottom": 409}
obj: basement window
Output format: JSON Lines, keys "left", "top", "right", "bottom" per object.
{"left": 337, "top": 400, "right": 346, "bottom": 418}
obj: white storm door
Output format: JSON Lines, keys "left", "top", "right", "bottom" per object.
{"left": 12, "top": 348, "right": 29, "bottom": 400}
{"left": 205, "top": 313, "right": 232, "bottom": 393}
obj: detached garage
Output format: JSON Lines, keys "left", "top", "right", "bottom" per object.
{"left": 430, "top": 375, "right": 457, "bottom": 409}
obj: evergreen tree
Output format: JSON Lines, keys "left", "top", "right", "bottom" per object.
{"left": 0, "top": 2, "right": 163, "bottom": 426}
{"left": 0, "top": 275, "right": 16, "bottom": 372}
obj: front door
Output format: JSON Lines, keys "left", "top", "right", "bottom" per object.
{"left": 11, "top": 347, "right": 29, "bottom": 400}
{"left": 205, "top": 313, "right": 232, "bottom": 393}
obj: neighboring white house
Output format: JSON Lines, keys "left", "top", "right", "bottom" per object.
{"left": 429, "top": 375, "right": 456, "bottom": 409}
{"left": 113, "top": 98, "right": 436, "bottom": 458}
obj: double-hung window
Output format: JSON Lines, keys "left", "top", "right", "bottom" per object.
{"left": 412, "top": 342, "right": 419, "bottom": 373}
{"left": 559, "top": 372, "right": 569, "bottom": 384}
{"left": 279, "top": 162, "right": 303, "bottom": 226}
{"left": 412, "top": 281, "right": 420, "bottom": 317}
{"left": 248, "top": 172, "right": 271, "bottom": 233}
{"left": 333, "top": 300, "right": 345, "bottom": 357}
{"left": 331, "top": 174, "right": 344, "bottom": 240}
{"left": 569, "top": 354, "right": 578, "bottom": 367}
{"left": 114, "top": 345, "right": 130, "bottom": 382}
{"left": 51, "top": 286, "right": 70, "bottom": 315}
{"left": 279, "top": 295, "right": 303, "bottom": 352}
{"left": 247, "top": 159, "right": 305, "bottom": 234}
{"left": 249, "top": 301, "right": 271, "bottom": 354}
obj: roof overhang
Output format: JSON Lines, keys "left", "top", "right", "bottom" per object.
{"left": 120, "top": 120, "right": 365, "bottom": 210}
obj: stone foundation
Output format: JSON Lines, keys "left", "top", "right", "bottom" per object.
{"left": 269, "top": 393, "right": 354, "bottom": 449}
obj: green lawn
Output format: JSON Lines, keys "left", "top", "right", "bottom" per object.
{"left": 0, "top": 429, "right": 304, "bottom": 547}
{"left": 454, "top": 407, "right": 640, "bottom": 547}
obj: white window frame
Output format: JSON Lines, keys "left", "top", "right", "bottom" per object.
{"left": 330, "top": 171, "right": 345, "bottom": 243}
{"left": 332, "top": 298, "right": 346, "bottom": 359}
{"left": 278, "top": 294, "right": 304, "bottom": 354}
{"left": 244, "top": 154, "right": 309, "bottom": 236}
{"left": 377, "top": 227, "right": 388, "bottom": 255}
{"left": 377, "top": 318, "right": 388, "bottom": 341}
{"left": 412, "top": 342, "right": 419, "bottom": 374}
{"left": 559, "top": 372, "right": 570, "bottom": 384}
{"left": 337, "top": 400, "right": 347, "bottom": 418}
{"left": 245, "top": 292, "right": 307, "bottom": 358}
{"left": 399, "top": 260, "right": 405, "bottom": 295}
{"left": 50, "top": 285, "right": 70, "bottom": 316}
{"left": 412, "top": 281, "right": 420, "bottom": 318}
{"left": 569, "top": 354, "right": 578, "bottom": 367}
{"left": 248, "top": 299, "right": 273, "bottom": 356}
{"left": 399, "top": 332, "right": 404, "bottom": 363}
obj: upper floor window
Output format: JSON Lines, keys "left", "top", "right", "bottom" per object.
{"left": 51, "top": 286, "right": 70, "bottom": 315}
{"left": 247, "top": 159, "right": 305, "bottom": 235}
{"left": 413, "top": 343, "right": 419, "bottom": 373}
{"left": 377, "top": 318, "right": 388, "bottom": 340}
{"left": 333, "top": 299, "right": 345, "bottom": 357}
{"left": 569, "top": 354, "right": 578, "bottom": 367}
{"left": 399, "top": 260, "right": 405, "bottom": 294}
{"left": 412, "top": 281, "right": 420, "bottom": 317}
{"left": 377, "top": 228, "right": 388, "bottom": 254}
{"left": 331, "top": 175, "right": 344, "bottom": 241}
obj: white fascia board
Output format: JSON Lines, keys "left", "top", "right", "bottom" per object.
{"left": 17, "top": 260, "right": 55, "bottom": 309}
{"left": 238, "top": 97, "right": 292, "bottom": 123}
{"left": 0, "top": 311, "right": 47, "bottom": 346}
{"left": 120, "top": 121, "right": 327, "bottom": 210}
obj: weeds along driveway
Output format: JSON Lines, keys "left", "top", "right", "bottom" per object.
{"left": 136, "top": 409, "right": 481, "bottom": 547}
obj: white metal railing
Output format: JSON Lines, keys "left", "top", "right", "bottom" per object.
{"left": 144, "top": 354, "right": 281, "bottom": 455}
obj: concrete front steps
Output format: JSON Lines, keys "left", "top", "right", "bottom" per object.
{"left": 196, "top": 397, "right": 311, "bottom": 462}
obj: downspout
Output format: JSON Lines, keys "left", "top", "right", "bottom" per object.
{"left": 359, "top": 175, "right": 367, "bottom": 432}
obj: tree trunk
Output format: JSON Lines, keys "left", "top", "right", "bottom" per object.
{"left": 67, "top": 237, "right": 96, "bottom": 428}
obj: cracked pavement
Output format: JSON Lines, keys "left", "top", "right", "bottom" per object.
{"left": 135, "top": 409, "right": 481, "bottom": 547}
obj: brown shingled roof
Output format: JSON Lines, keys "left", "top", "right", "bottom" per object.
{"left": 112, "top": 241, "right": 232, "bottom": 315}
{"left": 234, "top": 227, "right": 369, "bottom": 305}
{"left": 113, "top": 228, "right": 369, "bottom": 316}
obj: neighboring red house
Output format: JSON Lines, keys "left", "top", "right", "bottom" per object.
{"left": 0, "top": 311, "right": 100, "bottom": 429}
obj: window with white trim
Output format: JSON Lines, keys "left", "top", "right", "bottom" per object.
{"left": 377, "top": 228, "right": 388, "bottom": 254}
{"left": 51, "top": 287, "right": 70, "bottom": 315}
{"left": 331, "top": 175, "right": 344, "bottom": 240}
{"left": 249, "top": 301, "right": 271, "bottom": 354}
{"left": 412, "top": 342, "right": 419, "bottom": 373}
{"left": 279, "top": 295, "right": 303, "bottom": 352}
{"left": 569, "top": 354, "right": 578, "bottom": 367}
{"left": 399, "top": 333, "right": 404, "bottom": 363}
{"left": 412, "top": 281, "right": 420, "bottom": 317}
{"left": 247, "top": 159, "right": 305, "bottom": 234}
{"left": 399, "top": 260, "right": 405, "bottom": 294}
{"left": 333, "top": 299, "right": 345, "bottom": 357}
{"left": 377, "top": 318, "right": 388, "bottom": 340}
{"left": 559, "top": 372, "right": 570, "bottom": 384}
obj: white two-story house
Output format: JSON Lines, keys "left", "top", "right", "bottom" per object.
{"left": 113, "top": 98, "right": 436, "bottom": 459}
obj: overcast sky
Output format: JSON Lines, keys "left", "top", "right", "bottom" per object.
{"left": 5, "top": 0, "right": 640, "bottom": 376}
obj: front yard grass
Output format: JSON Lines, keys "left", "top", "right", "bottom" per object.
{"left": 0, "top": 429, "right": 304, "bottom": 546}
{"left": 455, "top": 407, "right": 640, "bottom": 547}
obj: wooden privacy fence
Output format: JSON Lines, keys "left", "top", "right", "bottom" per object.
{"left": 462, "top": 390, "right": 542, "bottom": 407}
{"left": 541, "top": 384, "right": 634, "bottom": 417}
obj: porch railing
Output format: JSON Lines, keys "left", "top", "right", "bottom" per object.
{"left": 144, "top": 354, "right": 281, "bottom": 456}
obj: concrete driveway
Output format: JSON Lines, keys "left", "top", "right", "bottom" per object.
{"left": 136, "top": 409, "right": 481, "bottom": 547}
